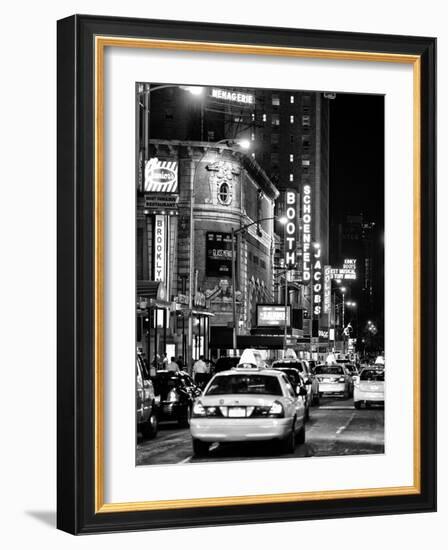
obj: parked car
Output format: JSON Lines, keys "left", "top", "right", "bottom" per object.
{"left": 314, "top": 364, "right": 353, "bottom": 398}
{"left": 190, "top": 366, "right": 307, "bottom": 456}
{"left": 136, "top": 354, "right": 158, "bottom": 439}
{"left": 153, "top": 371, "right": 202, "bottom": 427}
{"left": 353, "top": 367, "right": 385, "bottom": 408}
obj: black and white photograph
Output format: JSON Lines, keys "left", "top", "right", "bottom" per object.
{"left": 135, "top": 83, "right": 385, "bottom": 465}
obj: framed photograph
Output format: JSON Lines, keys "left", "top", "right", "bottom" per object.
{"left": 57, "top": 15, "right": 436, "bottom": 534}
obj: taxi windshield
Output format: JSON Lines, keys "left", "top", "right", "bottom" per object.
{"left": 206, "top": 374, "right": 282, "bottom": 396}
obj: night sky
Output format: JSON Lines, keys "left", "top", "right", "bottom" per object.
{"left": 329, "top": 93, "right": 384, "bottom": 228}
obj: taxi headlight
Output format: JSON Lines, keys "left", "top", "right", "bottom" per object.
{"left": 268, "top": 401, "right": 284, "bottom": 418}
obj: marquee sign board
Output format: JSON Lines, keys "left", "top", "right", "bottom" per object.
{"left": 257, "top": 305, "right": 291, "bottom": 327}
{"left": 144, "top": 158, "right": 178, "bottom": 193}
{"left": 210, "top": 88, "right": 254, "bottom": 105}
{"left": 330, "top": 258, "right": 357, "bottom": 280}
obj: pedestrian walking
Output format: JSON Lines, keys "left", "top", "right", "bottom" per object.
{"left": 166, "top": 356, "right": 180, "bottom": 372}
{"left": 193, "top": 355, "right": 209, "bottom": 388}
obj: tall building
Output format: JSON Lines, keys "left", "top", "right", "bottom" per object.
{"left": 146, "top": 85, "right": 331, "bottom": 340}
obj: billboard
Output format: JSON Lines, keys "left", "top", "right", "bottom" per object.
{"left": 329, "top": 258, "right": 357, "bottom": 280}
{"left": 144, "top": 158, "right": 178, "bottom": 193}
{"left": 257, "top": 305, "right": 291, "bottom": 327}
{"left": 206, "top": 232, "right": 233, "bottom": 277}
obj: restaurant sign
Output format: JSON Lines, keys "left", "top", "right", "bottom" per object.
{"left": 144, "top": 158, "right": 178, "bottom": 193}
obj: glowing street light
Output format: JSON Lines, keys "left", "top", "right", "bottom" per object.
{"left": 180, "top": 85, "right": 204, "bottom": 96}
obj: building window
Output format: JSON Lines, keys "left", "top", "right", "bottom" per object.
{"left": 251, "top": 152, "right": 255, "bottom": 159}
{"left": 272, "top": 114, "right": 280, "bottom": 126}
{"left": 302, "top": 95, "right": 311, "bottom": 115}
{"left": 302, "top": 135, "right": 310, "bottom": 149}
{"left": 251, "top": 132, "right": 255, "bottom": 141}
{"left": 290, "top": 154, "right": 294, "bottom": 162}
{"left": 290, "top": 95, "right": 295, "bottom": 104}
{"left": 234, "top": 116, "right": 244, "bottom": 122}
{"left": 218, "top": 182, "right": 232, "bottom": 205}
{"left": 165, "top": 108, "right": 174, "bottom": 120}
{"left": 271, "top": 133, "right": 279, "bottom": 145}
{"left": 207, "top": 130, "right": 215, "bottom": 141}
{"left": 251, "top": 113, "right": 255, "bottom": 121}
{"left": 262, "top": 113, "right": 267, "bottom": 122}
{"left": 271, "top": 153, "right": 279, "bottom": 170}
{"left": 289, "top": 173, "right": 294, "bottom": 182}
{"left": 253, "top": 255, "right": 259, "bottom": 265}
{"left": 302, "top": 115, "right": 310, "bottom": 127}
{"left": 290, "top": 135, "right": 294, "bottom": 143}
{"left": 290, "top": 115, "right": 294, "bottom": 123}
{"left": 272, "top": 94, "right": 280, "bottom": 106}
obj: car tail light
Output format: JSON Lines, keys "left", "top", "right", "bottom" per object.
{"left": 192, "top": 401, "right": 206, "bottom": 417}
{"left": 268, "top": 401, "right": 284, "bottom": 418}
{"left": 192, "top": 402, "right": 222, "bottom": 417}
{"left": 338, "top": 377, "right": 346, "bottom": 382}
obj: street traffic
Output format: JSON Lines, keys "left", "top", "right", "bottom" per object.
{"left": 136, "top": 349, "right": 385, "bottom": 465}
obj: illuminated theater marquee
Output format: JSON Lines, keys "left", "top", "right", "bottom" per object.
{"left": 285, "top": 191, "right": 297, "bottom": 267}
{"left": 210, "top": 88, "right": 254, "bottom": 105}
{"left": 302, "top": 185, "right": 312, "bottom": 281}
{"left": 302, "top": 184, "right": 322, "bottom": 317}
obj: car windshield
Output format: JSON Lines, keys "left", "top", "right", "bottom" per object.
{"left": 314, "top": 366, "right": 344, "bottom": 375}
{"left": 206, "top": 374, "right": 283, "bottom": 396}
{"left": 345, "top": 364, "right": 357, "bottom": 373}
{"left": 272, "top": 361, "right": 304, "bottom": 373}
{"left": 360, "top": 369, "right": 385, "bottom": 382}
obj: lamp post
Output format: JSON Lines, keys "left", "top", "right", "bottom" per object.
{"left": 138, "top": 84, "right": 204, "bottom": 192}
{"left": 340, "top": 286, "right": 346, "bottom": 354}
{"left": 231, "top": 215, "right": 287, "bottom": 354}
{"left": 284, "top": 222, "right": 289, "bottom": 354}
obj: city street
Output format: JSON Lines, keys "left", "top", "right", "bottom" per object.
{"left": 136, "top": 396, "right": 384, "bottom": 466}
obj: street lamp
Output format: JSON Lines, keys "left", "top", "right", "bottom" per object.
{"left": 138, "top": 83, "right": 204, "bottom": 188}
{"left": 231, "top": 215, "right": 287, "bottom": 353}
{"left": 340, "top": 286, "right": 347, "bottom": 354}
